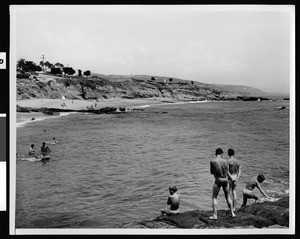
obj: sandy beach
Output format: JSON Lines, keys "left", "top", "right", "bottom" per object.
{"left": 17, "top": 97, "right": 175, "bottom": 111}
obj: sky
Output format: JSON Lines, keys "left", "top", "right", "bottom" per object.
{"left": 13, "top": 5, "right": 294, "bottom": 94}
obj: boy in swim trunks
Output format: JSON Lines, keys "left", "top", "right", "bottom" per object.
{"left": 227, "top": 148, "right": 241, "bottom": 212}
{"left": 210, "top": 148, "right": 235, "bottom": 220}
{"left": 241, "top": 174, "right": 271, "bottom": 207}
{"left": 161, "top": 186, "right": 180, "bottom": 215}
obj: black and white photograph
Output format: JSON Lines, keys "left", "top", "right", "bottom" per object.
{"left": 9, "top": 4, "right": 295, "bottom": 235}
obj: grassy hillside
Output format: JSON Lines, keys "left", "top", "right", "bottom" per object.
{"left": 17, "top": 72, "right": 268, "bottom": 101}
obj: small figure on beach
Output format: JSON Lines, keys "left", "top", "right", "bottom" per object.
{"left": 241, "top": 174, "right": 271, "bottom": 207}
{"left": 50, "top": 137, "right": 57, "bottom": 144}
{"left": 210, "top": 148, "right": 235, "bottom": 220}
{"left": 227, "top": 148, "right": 241, "bottom": 211}
{"left": 29, "top": 144, "right": 35, "bottom": 156}
{"left": 161, "top": 185, "right": 180, "bottom": 215}
{"left": 31, "top": 117, "right": 35, "bottom": 121}
{"left": 41, "top": 142, "right": 51, "bottom": 157}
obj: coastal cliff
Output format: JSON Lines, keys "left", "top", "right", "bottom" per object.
{"left": 17, "top": 73, "right": 267, "bottom": 102}
{"left": 118, "top": 196, "right": 289, "bottom": 229}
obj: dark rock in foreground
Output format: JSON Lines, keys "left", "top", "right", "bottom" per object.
{"left": 119, "top": 197, "right": 288, "bottom": 229}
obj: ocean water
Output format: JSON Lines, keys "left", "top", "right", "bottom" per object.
{"left": 15, "top": 100, "right": 290, "bottom": 228}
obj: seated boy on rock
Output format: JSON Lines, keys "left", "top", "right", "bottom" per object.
{"left": 161, "top": 185, "right": 180, "bottom": 215}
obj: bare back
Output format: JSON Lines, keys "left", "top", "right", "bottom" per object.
{"left": 210, "top": 158, "right": 229, "bottom": 178}
{"left": 228, "top": 157, "right": 240, "bottom": 175}
{"left": 245, "top": 176, "right": 258, "bottom": 191}
{"left": 167, "top": 193, "right": 180, "bottom": 211}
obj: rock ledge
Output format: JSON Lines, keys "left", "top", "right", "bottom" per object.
{"left": 119, "top": 196, "right": 289, "bottom": 229}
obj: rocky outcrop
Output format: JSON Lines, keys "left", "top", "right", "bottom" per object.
{"left": 119, "top": 197, "right": 289, "bottom": 229}
{"left": 237, "top": 96, "right": 270, "bottom": 101}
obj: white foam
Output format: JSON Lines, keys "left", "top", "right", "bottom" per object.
{"left": 17, "top": 112, "right": 76, "bottom": 128}
{"left": 132, "top": 100, "right": 210, "bottom": 109}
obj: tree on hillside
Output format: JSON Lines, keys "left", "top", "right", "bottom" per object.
{"left": 44, "top": 61, "right": 51, "bottom": 68}
{"left": 63, "top": 67, "right": 76, "bottom": 75}
{"left": 39, "top": 61, "right": 45, "bottom": 72}
{"left": 44, "top": 61, "right": 53, "bottom": 72}
{"left": 151, "top": 77, "right": 155, "bottom": 81}
{"left": 191, "top": 81, "right": 194, "bottom": 85}
{"left": 55, "top": 62, "right": 64, "bottom": 67}
{"left": 169, "top": 78, "right": 173, "bottom": 83}
{"left": 26, "top": 61, "right": 41, "bottom": 72}
{"left": 83, "top": 70, "right": 91, "bottom": 76}
{"left": 50, "top": 67, "right": 62, "bottom": 76}
{"left": 78, "top": 69, "right": 82, "bottom": 77}
{"left": 17, "top": 58, "right": 26, "bottom": 71}
{"left": 54, "top": 63, "right": 64, "bottom": 70}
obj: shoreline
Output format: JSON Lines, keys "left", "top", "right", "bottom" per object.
{"left": 17, "top": 98, "right": 179, "bottom": 111}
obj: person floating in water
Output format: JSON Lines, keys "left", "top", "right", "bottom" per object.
{"left": 241, "top": 174, "right": 271, "bottom": 207}
{"left": 29, "top": 144, "right": 35, "bottom": 156}
{"left": 227, "top": 148, "right": 241, "bottom": 212}
{"left": 210, "top": 148, "right": 235, "bottom": 220}
{"left": 50, "top": 137, "right": 57, "bottom": 144}
{"left": 41, "top": 142, "right": 51, "bottom": 158}
{"left": 161, "top": 185, "right": 180, "bottom": 215}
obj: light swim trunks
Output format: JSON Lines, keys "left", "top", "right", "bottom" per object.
{"left": 243, "top": 188, "right": 258, "bottom": 200}
{"left": 168, "top": 208, "right": 180, "bottom": 214}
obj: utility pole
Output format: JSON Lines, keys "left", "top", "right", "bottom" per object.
{"left": 41, "top": 54, "right": 46, "bottom": 73}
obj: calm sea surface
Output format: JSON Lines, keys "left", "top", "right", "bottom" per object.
{"left": 16, "top": 100, "right": 290, "bottom": 228}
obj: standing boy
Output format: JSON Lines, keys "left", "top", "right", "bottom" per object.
{"left": 227, "top": 148, "right": 241, "bottom": 211}
{"left": 210, "top": 148, "right": 235, "bottom": 220}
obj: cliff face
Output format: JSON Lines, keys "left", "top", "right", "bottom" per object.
{"left": 17, "top": 74, "right": 265, "bottom": 101}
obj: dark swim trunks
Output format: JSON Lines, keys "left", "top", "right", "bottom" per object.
{"left": 215, "top": 177, "right": 228, "bottom": 187}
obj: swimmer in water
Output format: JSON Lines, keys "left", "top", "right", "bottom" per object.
{"left": 41, "top": 142, "right": 51, "bottom": 157}
{"left": 161, "top": 186, "right": 180, "bottom": 215}
{"left": 241, "top": 174, "right": 271, "bottom": 207}
{"left": 209, "top": 148, "right": 235, "bottom": 220}
{"left": 29, "top": 144, "right": 35, "bottom": 156}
